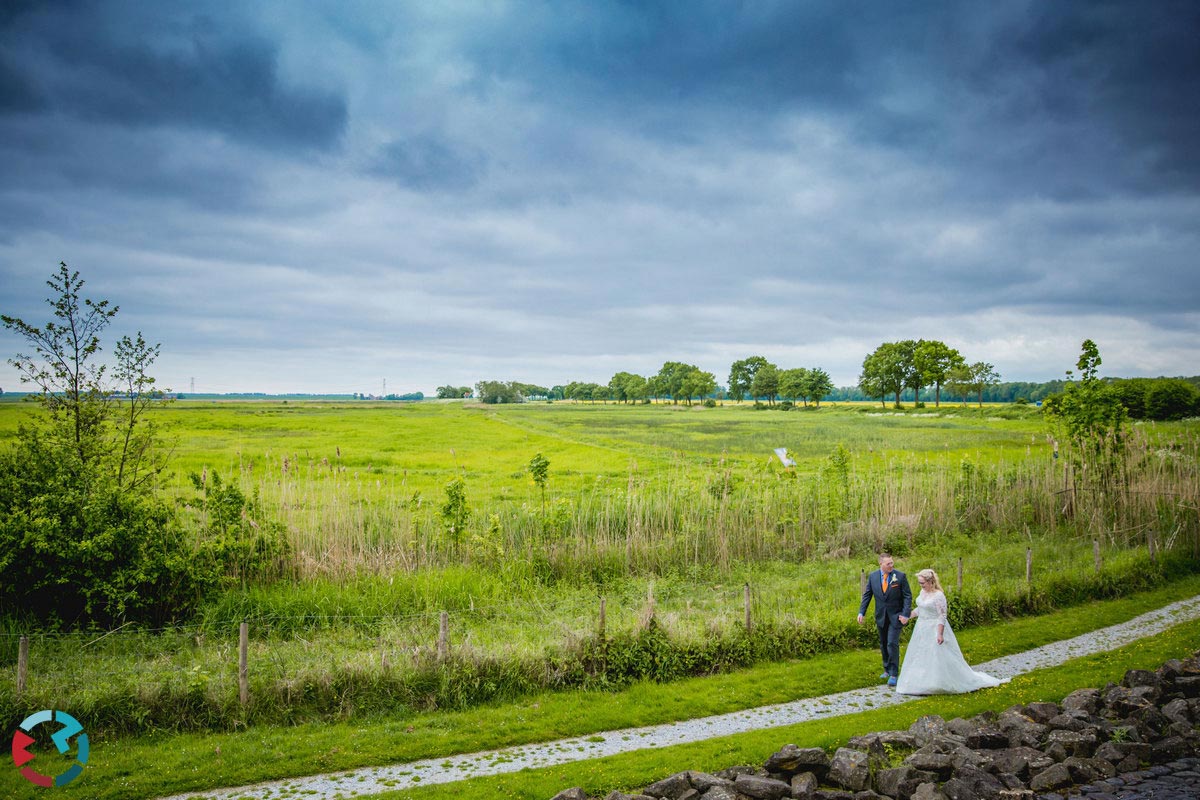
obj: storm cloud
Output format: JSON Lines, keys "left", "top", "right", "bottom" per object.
{"left": 1, "top": 1, "right": 1197, "bottom": 394}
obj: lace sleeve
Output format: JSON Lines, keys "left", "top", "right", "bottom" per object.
{"left": 934, "top": 592, "right": 948, "bottom": 623}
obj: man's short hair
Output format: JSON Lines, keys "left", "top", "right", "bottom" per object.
{"left": 878, "top": 552, "right": 893, "bottom": 562}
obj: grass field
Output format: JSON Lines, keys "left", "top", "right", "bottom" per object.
{"left": 0, "top": 400, "right": 1077, "bottom": 586}
{"left": 1, "top": 398, "right": 1197, "bottom": 761}
{"left": 6, "top": 397, "right": 1193, "bottom": 579}
{"left": 0, "top": 398, "right": 1054, "bottom": 502}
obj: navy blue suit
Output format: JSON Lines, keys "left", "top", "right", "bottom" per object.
{"left": 859, "top": 568, "right": 912, "bottom": 678}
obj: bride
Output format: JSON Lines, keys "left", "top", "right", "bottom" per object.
{"left": 895, "top": 569, "right": 1004, "bottom": 695}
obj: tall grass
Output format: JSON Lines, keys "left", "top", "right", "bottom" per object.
{"left": 224, "top": 420, "right": 1199, "bottom": 581}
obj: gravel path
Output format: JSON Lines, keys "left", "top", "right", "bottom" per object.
{"left": 157, "top": 594, "right": 1200, "bottom": 800}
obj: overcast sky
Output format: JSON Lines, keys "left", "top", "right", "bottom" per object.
{"left": 2, "top": 1, "right": 1198, "bottom": 395}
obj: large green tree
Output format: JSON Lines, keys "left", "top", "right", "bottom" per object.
{"left": 750, "top": 362, "right": 780, "bottom": 405}
{"left": 778, "top": 367, "right": 809, "bottom": 404}
{"left": 914, "top": 339, "right": 964, "bottom": 407}
{"left": 681, "top": 368, "right": 717, "bottom": 405}
{"left": 895, "top": 340, "right": 924, "bottom": 404}
{"left": 513, "top": 382, "right": 550, "bottom": 399}
{"left": 967, "top": 362, "right": 1001, "bottom": 407}
{"left": 1144, "top": 379, "right": 1200, "bottom": 420}
{"left": 1109, "top": 377, "right": 1200, "bottom": 420}
{"left": 945, "top": 364, "right": 974, "bottom": 405}
{"left": 804, "top": 367, "right": 834, "bottom": 407}
{"left": 609, "top": 371, "right": 647, "bottom": 404}
{"left": 857, "top": 358, "right": 888, "bottom": 407}
{"left": 565, "top": 381, "right": 604, "bottom": 403}
{"left": 654, "top": 361, "right": 701, "bottom": 404}
{"left": 475, "top": 380, "right": 522, "bottom": 404}
{"left": 728, "top": 356, "right": 770, "bottom": 403}
{"left": 860, "top": 342, "right": 912, "bottom": 406}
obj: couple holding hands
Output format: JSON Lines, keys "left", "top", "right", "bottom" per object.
{"left": 857, "top": 553, "right": 1003, "bottom": 694}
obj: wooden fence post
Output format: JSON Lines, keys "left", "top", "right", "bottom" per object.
{"left": 238, "top": 622, "right": 249, "bottom": 708}
{"left": 743, "top": 583, "right": 752, "bottom": 634}
{"left": 859, "top": 569, "right": 866, "bottom": 596}
{"left": 1148, "top": 530, "right": 1157, "bottom": 564}
{"left": 438, "top": 611, "right": 449, "bottom": 660}
{"left": 17, "top": 635, "right": 28, "bottom": 696}
{"left": 1062, "top": 464, "right": 1073, "bottom": 516}
{"left": 1094, "top": 539, "right": 1102, "bottom": 573}
{"left": 597, "top": 595, "right": 608, "bottom": 675}
{"left": 956, "top": 558, "right": 963, "bottom": 592}
{"left": 1025, "top": 548, "right": 1033, "bottom": 584}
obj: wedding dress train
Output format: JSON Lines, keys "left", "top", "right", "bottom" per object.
{"left": 895, "top": 589, "right": 1003, "bottom": 695}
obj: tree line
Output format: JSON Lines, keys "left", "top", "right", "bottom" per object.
{"left": 727, "top": 357, "right": 834, "bottom": 407}
{"left": 471, "top": 363, "right": 719, "bottom": 405}
{"left": 464, "top": 359, "right": 837, "bottom": 406}
{"left": 450, "top": 341, "right": 1200, "bottom": 418}
{"left": 454, "top": 344, "right": 1010, "bottom": 408}
{"left": 855, "top": 339, "right": 998, "bottom": 407}
{"left": 1050, "top": 373, "right": 1200, "bottom": 422}
{"left": 353, "top": 391, "right": 425, "bottom": 401}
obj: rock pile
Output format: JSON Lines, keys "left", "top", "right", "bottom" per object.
{"left": 550, "top": 652, "right": 1200, "bottom": 800}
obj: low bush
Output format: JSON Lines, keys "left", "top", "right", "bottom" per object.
{"left": 0, "top": 428, "right": 213, "bottom": 625}
{"left": 186, "top": 469, "right": 291, "bottom": 584}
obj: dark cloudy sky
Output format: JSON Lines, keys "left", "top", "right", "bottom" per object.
{"left": 2, "top": 1, "right": 1198, "bottom": 395}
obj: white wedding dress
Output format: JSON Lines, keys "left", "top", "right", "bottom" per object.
{"left": 895, "top": 589, "right": 1004, "bottom": 695}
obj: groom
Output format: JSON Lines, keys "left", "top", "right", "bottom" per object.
{"left": 857, "top": 552, "right": 912, "bottom": 687}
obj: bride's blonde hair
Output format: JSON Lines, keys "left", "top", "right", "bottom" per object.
{"left": 917, "top": 568, "right": 942, "bottom": 592}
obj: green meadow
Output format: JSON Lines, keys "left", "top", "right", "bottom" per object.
{"left": 159, "top": 399, "right": 1199, "bottom": 578}
{"left": 0, "top": 397, "right": 1117, "bottom": 581}
{"left": 1, "top": 397, "right": 1197, "bottom": 742}
{"left": 0, "top": 396, "right": 1054, "bottom": 495}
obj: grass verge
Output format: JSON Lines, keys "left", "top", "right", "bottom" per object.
{"left": 4, "top": 575, "right": 1197, "bottom": 800}
{"left": 400, "top": 615, "right": 1200, "bottom": 800}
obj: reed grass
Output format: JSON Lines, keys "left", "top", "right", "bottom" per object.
{"left": 206, "top": 413, "right": 1199, "bottom": 581}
